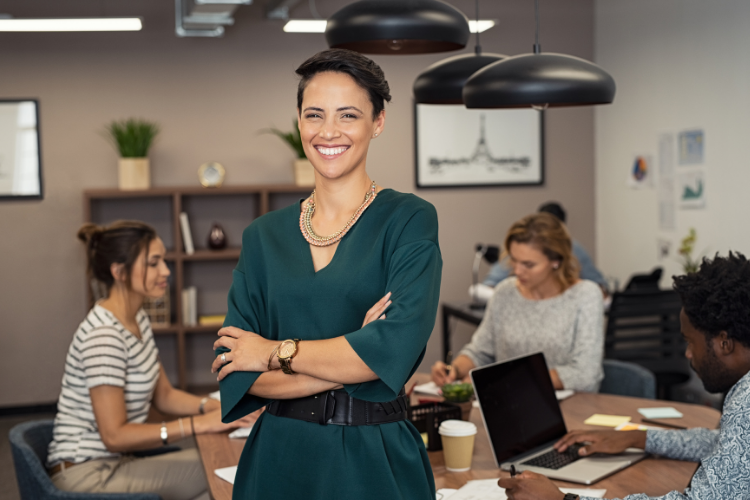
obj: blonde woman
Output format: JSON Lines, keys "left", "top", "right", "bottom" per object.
{"left": 433, "top": 212, "right": 603, "bottom": 392}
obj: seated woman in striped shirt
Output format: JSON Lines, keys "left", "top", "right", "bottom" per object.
{"left": 47, "top": 220, "right": 255, "bottom": 500}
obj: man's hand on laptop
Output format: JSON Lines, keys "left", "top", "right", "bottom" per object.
{"left": 554, "top": 429, "right": 648, "bottom": 456}
{"left": 497, "top": 470, "right": 569, "bottom": 500}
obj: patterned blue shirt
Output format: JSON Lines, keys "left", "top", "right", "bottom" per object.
{"left": 582, "top": 370, "right": 750, "bottom": 500}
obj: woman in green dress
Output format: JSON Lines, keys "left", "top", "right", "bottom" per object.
{"left": 210, "top": 49, "right": 442, "bottom": 499}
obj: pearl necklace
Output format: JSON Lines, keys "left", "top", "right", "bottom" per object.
{"left": 299, "top": 181, "right": 377, "bottom": 247}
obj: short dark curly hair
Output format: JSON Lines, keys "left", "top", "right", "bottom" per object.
{"left": 295, "top": 49, "right": 392, "bottom": 119}
{"left": 673, "top": 252, "right": 750, "bottom": 347}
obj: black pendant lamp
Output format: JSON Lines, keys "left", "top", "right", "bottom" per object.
{"left": 414, "top": 0, "right": 505, "bottom": 104}
{"left": 325, "top": 0, "right": 470, "bottom": 55}
{"left": 463, "top": 0, "right": 615, "bottom": 109}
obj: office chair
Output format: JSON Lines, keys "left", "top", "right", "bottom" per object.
{"left": 624, "top": 267, "right": 663, "bottom": 291}
{"left": 9, "top": 419, "right": 161, "bottom": 500}
{"left": 600, "top": 359, "right": 656, "bottom": 399}
{"left": 605, "top": 289, "right": 690, "bottom": 400}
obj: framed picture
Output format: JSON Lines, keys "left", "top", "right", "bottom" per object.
{"left": 0, "top": 99, "right": 43, "bottom": 200}
{"left": 414, "top": 103, "right": 544, "bottom": 188}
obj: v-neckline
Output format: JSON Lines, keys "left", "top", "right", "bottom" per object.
{"left": 300, "top": 188, "right": 390, "bottom": 276}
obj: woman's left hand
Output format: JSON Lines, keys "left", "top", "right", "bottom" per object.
{"left": 211, "top": 326, "right": 277, "bottom": 380}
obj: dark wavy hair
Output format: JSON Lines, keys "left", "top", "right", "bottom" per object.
{"left": 673, "top": 252, "right": 750, "bottom": 347}
{"left": 295, "top": 49, "right": 392, "bottom": 119}
{"left": 78, "top": 220, "right": 157, "bottom": 291}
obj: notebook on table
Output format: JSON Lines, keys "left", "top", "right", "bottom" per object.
{"left": 470, "top": 352, "right": 646, "bottom": 485}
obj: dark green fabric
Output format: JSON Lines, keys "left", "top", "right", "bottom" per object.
{"left": 217, "top": 189, "right": 442, "bottom": 500}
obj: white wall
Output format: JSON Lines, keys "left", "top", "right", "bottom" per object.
{"left": 594, "top": 0, "right": 750, "bottom": 287}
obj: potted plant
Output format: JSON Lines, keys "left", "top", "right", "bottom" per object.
{"left": 441, "top": 382, "right": 475, "bottom": 421}
{"left": 678, "top": 227, "right": 702, "bottom": 274}
{"left": 260, "top": 119, "right": 315, "bottom": 186}
{"left": 105, "top": 118, "right": 159, "bottom": 190}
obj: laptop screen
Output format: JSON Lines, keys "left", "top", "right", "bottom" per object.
{"left": 471, "top": 353, "right": 568, "bottom": 463}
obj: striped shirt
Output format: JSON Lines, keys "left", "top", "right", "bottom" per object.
{"left": 47, "top": 304, "right": 160, "bottom": 466}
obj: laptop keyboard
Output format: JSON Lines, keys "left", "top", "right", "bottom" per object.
{"left": 520, "top": 444, "right": 584, "bottom": 470}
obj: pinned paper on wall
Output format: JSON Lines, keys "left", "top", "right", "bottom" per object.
{"left": 678, "top": 170, "right": 706, "bottom": 209}
{"left": 628, "top": 155, "right": 653, "bottom": 189}
{"left": 678, "top": 129, "right": 704, "bottom": 165}
{"left": 657, "top": 133, "right": 676, "bottom": 230}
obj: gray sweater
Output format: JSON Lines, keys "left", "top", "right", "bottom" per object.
{"left": 459, "top": 277, "right": 604, "bottom": 392}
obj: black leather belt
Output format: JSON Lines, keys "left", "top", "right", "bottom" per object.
{"left": 266, "top": 389, "right": 409, "bottom": 426}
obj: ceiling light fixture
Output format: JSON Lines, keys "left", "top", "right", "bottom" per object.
{"left": 413, "top": 0, "right": 505, "bottom": 104}
{"left": 325, "top": 0, "right": 470, "bottom": 55}
{"left": 463, "top": 0, "right": 615, "bottom": 109}
{"left": 0, "top": 18, "right": 143, "bottom": 32}
{"left": 285, "top": 18, "right": 494, "bottom": 35}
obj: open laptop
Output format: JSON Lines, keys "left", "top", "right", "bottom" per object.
{"left": 470, "top": 352, "right": 646, "bottom": 485}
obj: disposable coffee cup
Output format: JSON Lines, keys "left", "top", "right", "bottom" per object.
{"left": 439, "top": 419, "right": 477, "bottom": 472}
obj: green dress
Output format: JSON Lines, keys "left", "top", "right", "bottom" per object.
{"left": 218, "top": 189, "right": 442, "bottom": 500}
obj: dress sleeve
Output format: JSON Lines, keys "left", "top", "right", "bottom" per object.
{"left": 78, "top": 327, "right": 128, "bottom": 389}
{"left": 343, "top": 206, "right": 442, "bottom": 402}
{"left": 216, "top": 229, "right": 270, "bottom": 423}
{"left": 553, "top": 282, "right": 605, "bottom": 392}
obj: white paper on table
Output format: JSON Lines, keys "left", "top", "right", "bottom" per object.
{"left": 209, "top": 390, "right": 220, "bottom": 401}
{"left": 214, "top": 465, "right": 237, "bottom": 485}
{"left": 445, "top": 479, "right": 606, "bottom": 500}
{"left": 556, "top": 389, "right": 575, "bottom": 401}
{"left": 414, "top": 381, "right": 442, "bottom": 396}
{"left": 436, "top": 488, "right": 458, "bottom": 499}
{"left": 228, "top": 423, "right": 254, "bottom": 439}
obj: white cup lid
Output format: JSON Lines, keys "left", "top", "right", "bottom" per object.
{"left": 438, "top": 419, "right": 477, "bottom": 437}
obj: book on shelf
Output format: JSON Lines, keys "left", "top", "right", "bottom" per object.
{"left": 181, "top": 286, "right": 197, "bottom": 326}
{"left": 199, "top": 314, "right": 226, "bottom": 326}
{"left": 179, "top": 212, "right": 195, "bottom": 255}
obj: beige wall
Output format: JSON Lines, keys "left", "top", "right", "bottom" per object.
{"left": 0, "top": 0, "right": 595, "bottom": 406}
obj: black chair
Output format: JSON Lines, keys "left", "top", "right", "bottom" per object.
{"left": 605, "top": 289, "right": 690, "bottom": 400}
{"left": 599, "top": 359, "right": 656, "bottom": 399}
{"left": 9, "top": 419, "right": 161, "bottom": 500}
{"left": 624, "top": 267, "right": 663, "bottom": 291}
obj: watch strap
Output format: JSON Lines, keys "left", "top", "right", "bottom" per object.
{"left": 198, "top": 397, "right": 209, "bottom": 414}
{"left": 563, "top": 494, "right": 579, "bottom": 500}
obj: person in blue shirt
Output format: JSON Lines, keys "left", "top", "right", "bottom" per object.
{"left": 483, "top": 202, "right": 608, "bottom": 292}
{"left": 499, "top": 251, "right": 750, "bottom": 500}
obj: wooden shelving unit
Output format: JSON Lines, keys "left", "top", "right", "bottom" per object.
{"left": 83, "top": 184, "right": 311, "bottom": 390}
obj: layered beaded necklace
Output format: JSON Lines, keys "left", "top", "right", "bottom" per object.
{"left": 300, "top": 180, "right": 377, "bottom": 247}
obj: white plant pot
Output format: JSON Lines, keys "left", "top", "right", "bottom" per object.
{"left": 293, "top": 158, "right": 315, "bottom": 187}
{"left": 118, "top": 157, "right": 150, "bottom": 190}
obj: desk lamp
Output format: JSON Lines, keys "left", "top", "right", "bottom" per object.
{"left": 471, "top": 243, "right": 499, "bottom": 309}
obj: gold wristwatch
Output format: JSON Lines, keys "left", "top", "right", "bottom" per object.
{"left": 277, "top": 339, "right": 300, "bottom": 375}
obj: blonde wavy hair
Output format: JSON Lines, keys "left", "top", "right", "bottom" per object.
{"left": 504, "top": 212, "right": 580, "bottom": 291}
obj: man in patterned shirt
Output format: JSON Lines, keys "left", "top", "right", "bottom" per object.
{"left": 498, "top": 252, "right": 750, "bottom": 500}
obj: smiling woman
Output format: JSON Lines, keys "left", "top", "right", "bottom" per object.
{"left": 213, "top": 49, "right": 443, "bottom": 500}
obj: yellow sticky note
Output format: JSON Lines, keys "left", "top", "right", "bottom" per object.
{"left": 584, "top": 414, "right": 632, "bottom": 427}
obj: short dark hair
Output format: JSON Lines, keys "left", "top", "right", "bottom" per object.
{"left": 295, "top": 49, "right": 392, "bottom": 119}
{"left": 673, "top": 252, "right": 750, "bottom": 347}
{"left": 78, "top": 220, "right": 157, "bottom": 291}
{"left": 538, "top": 202, "right": 566, "bottom": 223}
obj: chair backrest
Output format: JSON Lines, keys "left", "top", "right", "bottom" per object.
{"left": 600, "top": 359, "right": 656, "bottom": 399}
{"left": 9, "top": 419, "right": 161, "bottom": 500}
{"left": 605, "top": 289, "right": 684, "bottom": 361}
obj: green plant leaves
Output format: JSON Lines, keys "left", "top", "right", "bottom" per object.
{"left": 259, "top": 119, "right": 306, "bottom": 159}
{"left": 105, "top": 119, "right": 159, "bottom": 158}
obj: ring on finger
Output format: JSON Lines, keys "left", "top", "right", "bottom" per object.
{"left": 221, "top": 353, "right": 227, "bottom": 363}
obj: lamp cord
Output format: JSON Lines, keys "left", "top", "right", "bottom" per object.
{"left": 533, "top": 0, "right": 541, "bottom": 54}
{"left": 474, "top": 0, "right": 481, "bottom": 55}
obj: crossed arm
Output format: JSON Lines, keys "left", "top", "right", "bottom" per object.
{"left": 211, "top": 293, "right": 391, "bottom": 400}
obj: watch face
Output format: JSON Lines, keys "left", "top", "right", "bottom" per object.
{"left": 279, "top": 342, "right": 296, "bottom": 358}
{"left": 198, "top": 162, "right": 225, "bottom": 187}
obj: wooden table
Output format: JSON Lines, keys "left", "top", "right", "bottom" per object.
{"left": 196, "top": 376, "right": 720, "bottom": 500}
